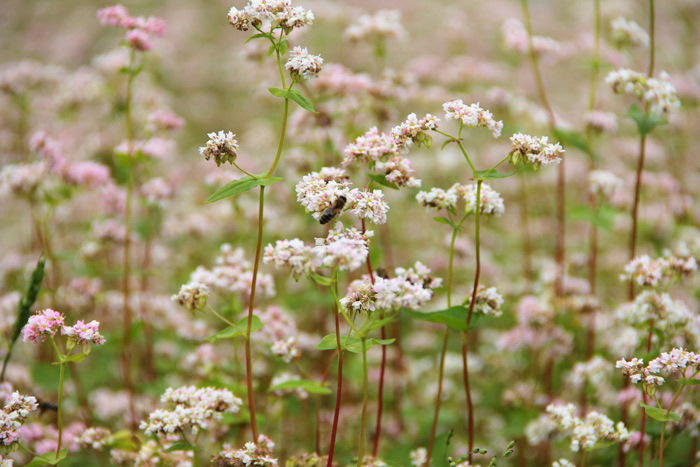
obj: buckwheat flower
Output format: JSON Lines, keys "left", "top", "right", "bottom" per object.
{"left": 226, "top": 0, "right": 313, "bottom": 33}
{"left": 509, "top": 133, "right": 564, "bottom": 169}
{"left": 97, "top": 5, "right": 131, "bottom": 28}
{"left": 141, "top": 177, "right": 173, "bottom": 206}
{"left": 567, "top": 356, "right": 610, "bottom": 389}
{"left": 416, "top": 186, "right": 458, "bottom": 211}
{"left": 22, "top": 309, "right": 65, "bottom": 344}
{"left": 227, "top": 7, "right": 250, "bottom": 30}
{"left": 77, "top": 427, "right": 112, "bottom": 450}
{"left": 126, "top": 29, "right": 152, "bottom": 51}
{"left": 464, "top": 285, "right": 504, "bottom": 317}
{"left": 0, "top": 391, "right": 37, "bottom": 447}
{"left": 171, "top": 282, "right": 209, "bottom": 312}
{"left": 585, "top": 111, "right": 618, "bottom": 133}
{"left": 502, "top": 18, "right": 561, "bottom": 55}
{"left": 343, "top": 127, "right": 398, "bottom": 167}
{"left": 191, "top": 244, "right": 275, "bottom": 297}
{"left": 376, "top": 155, "right": 421, "bottom": 188}
{"left": 0, "top": 162, "right": 48, "bottom": 198}
{"left": 348, "top": 189, "right": 389, "bottom": 225}
{"left": 199, "top": 131, "right": 239, "bottom": 167}
{"left": 147, "top": 110, "right": 184, "bottom": 133}
{"left": 63, "top": 161, "right": 112, "bottom": 189}
{"left": 461, "top": 183, "right": 505, "bottom": 216}
{"left": 409, "top": 448, "right": 427, "bottom": 467}
{"left": 270, "top": 337, "right": 299, "bottom": 363}
{"left": 373, "top": 262, "right": 440, "bottom": 311}
{"left": 358, "top": 457, "right": 388, "bottom": 467}
{"left": 314, "top": 223, "right": 371, "bottom": 271}
{"left": 340, "top": 279, "right": 377, "bottom": 313}
{"left": 285, "top": 47, "right": 323, "bottom": 80}
{"left": 605, "top": 69, "right": 680, "bottom": 117}
{"left": 345, "top": 10, "right": 406, "bottom": 43}
{"left": 616, "top": 358, "right": 664, "bottom": 386}
{"left": 0, "top": 60, "right": 63, "bottom": 96}
{"left": 263, "top": 238, "right": 317, "bottom": 279}
{"left": 620, "top": 255, "right": 665, "bottom": 287}
{"left": 30, "top": 131, "right": 67, "bottom": 172}
{"left": 589, "top": 170, "right": 623, "bottom": 200}
{"left": 213, "top": 434, "right": 277, "bottom": 466}
{"left": 610, "top": 17, "right": 649, "bottom": 49}
{"left": 647, "top": 348, "right": 700, "bottom": 377}
{"left": 546, "top": 403, "right": 629, "bottom": 452}
{"left": 391, "top": 113, "right": 440, "bottom": 148}
{"left": 553, "top": 461, "right": 575, "bottom": 467}
{"left": 442, "top": 100, "right": 503, "bottom": 138}
{"left": 0, "top": 454, "right": 12, "bottom": 466}
{"left": 62, "top": 320, "right": 107, "bottom": 346}
{"left": 92, "top": 219, "right": 128, "bottom": 244}
{"left": 295, "top": 168, "right": 352, "bottom": 221}
{"left": 141, "top": 386, "right": 242, "bottom": 436}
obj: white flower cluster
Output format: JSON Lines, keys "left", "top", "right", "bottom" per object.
{"left": 509, "top": 133, "right": 565, "bottom": 169}
{"left": 345, "top": 10, "right": 406, "bottom": 43}
{"left": 374, "top": 262, "right": 441, "bottom": 311}
{"left": 502, "top": 18, "right": 561, "bottom": 56}
{"left": 349, "top": 189, "right": 389, "bottom": 225}
{"left": 416, "top": 183, "right": 504, "bottom": 216}
{"left": 647, "top": 348, "right": 700, "bottom": 377}
{"left": 227, "top": 0, "right": 313, "bottom": 32}
{"left": 567, "top": 356, "right": 610, "bottom": 389}
{"left": 140, "top": 386, "right": 242, "bottom": 436}
{"left": 0, "top": 390, "right": 38, "bottom": 446}
{"left": 442, "top": 100, "right": 503, "bottom": 138}
{"left": 621, "top": 254, "right": 697, "bottom": 288}
{"left": 270, "top": 336, "right": 300, "bottom": 363}
{"left": 285, "top": 46, "right": 323, "bottom": 79}
{"left": 214, "top": 434, "right": 277, "bottom": 466}
{"left": 77, "top": 426, "right": 112, "bottom": 450}
{"left": 141, "top": 177, "right": 173, "bottom": 207}
{"left": 171, "top": 282, "right": 210, "bottom": 311}
{"left": 553, "top": 460, "right": 575, "bottom": 467}
{"left": 462, "top": 183, "right": 505, "bottom": 216}
{"left": 619, "top": 290, "right": 696, "bottom": 339}
{"left": 190, "top": 244, "right": 275, "bottom": 297}
{"left": 588, "top": 170, "right": 623, "bottom": 200}
{"left": 615, "top": 358, "right": 665, "bottom": 387}
{"left": 546, "top": 403, "right": 629, "bottom": 452}
{"left": 314, "top": 223, "right": 371, "bottom": 271}
{"left": 199, "top": 131, "right": 239, "bottom": 167}
{"left": 465, "top": 285, "right": 504, "bottom": 317}
{"left": 340, "top": 279, "right": 378, "bottom": 313}
{"left": 376, "top": 156, "right": 421, "bottom": 188}
{"left": 409, "top": 447, "right": 427, "bottom": 467}
{"left": 0, "top": 60, "right": 63, "bottom": 95}
{"left": 605, "top": 69, "right": 680, "bottom": 117}
{"left": 263, "top": 238, "right": 318, "bottom": 279}
{"left": 585, "top": 111, "right": 618, "bottom": 133}
{"left": 0, "top": 162, "right": 48, "bottom": 198}
{"left": 390, "top": 113, "right": 439, "bottom": 148}
{"left": 295, "top": 167, "right": 352, "bottom": 221}
{"left": 610, "top": 17, "right": 649, "bottom": 49}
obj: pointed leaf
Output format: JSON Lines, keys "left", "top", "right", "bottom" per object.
{"left": 25, "top": 449, "right": 67, "bottom": 466}
{"left": 639, "top": 402, "right": 681, "bottom": 422}
{"left": 368, "top": 173, "right": 399, "bottom": 190}
{"left": 315, "top": 334, "right": 394, "bottom": 353}
{"left": 403, "top": 306, "right": 473, "bottom": 332}
{"left": 268, "top": 87, "right": 316, "bottom": 113}
{"left": 205, "top": 315, "right": 263, "bottom": 342}
{"left": 626, "top": 104, "right": 666, "bottom": 136}
{"left": 206, "top": 175, "right": 282, "bottom": 203}
{"left": 476, "top": 168, "right": 520, "bottom": 180}
{"left": 164, "top": 442, "right": 200, "bottom": 452}
{"left": 432, "top": 217, "right": 458, "bottom": 229}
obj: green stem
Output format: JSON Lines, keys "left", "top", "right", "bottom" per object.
{"left": 233, "top": 161, "right": 257, "bottom": 178}
{"left": 456, "top": 141, "right": 477, "bottom": 176}
{"left": 206, "top": 304, "right": 240, "bottom": 330}
{"left": 55, "top": 362, "right": 65, "bottom": 456}
{"left": 357, "top": 337, "right": 369, "bottom": 467}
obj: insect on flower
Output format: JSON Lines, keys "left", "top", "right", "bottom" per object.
{"left": 318, "top": 195, "right": 347, "bottom": 225}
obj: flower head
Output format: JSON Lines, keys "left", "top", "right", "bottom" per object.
{"left": 285, "top": 47, "right": 323, "bottom": 79}
{"left": 62, "top": 320, "right": 107, "bottom": 346}
{"left": 509, "top": 133, "right": 564, "bottom": 169}
{"left": 442, "top": 100, "right": 503, "bottom": 138}
{"left": 199, "top": 131, "right": 239, "bottom": 167}
{"left": 171, "top": 282, "right": 210, "bottom": 311}
{"left": 22, "top": 309, "right": 65, "bottom": 344}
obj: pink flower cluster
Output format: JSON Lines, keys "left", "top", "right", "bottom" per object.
{"left": 22, "top": 309, "right": 106, "bottom": 347}
{"left": 97, "top": 5, "right": 166, "bottom": 51}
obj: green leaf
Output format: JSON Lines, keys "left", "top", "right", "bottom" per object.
{"left": 310, "top": 274, "right": 333, "bottom": 286}
{"left": 626, "top": 104, "right": 666, "bottom": 136}
{"left": 315, "top": 334, "right": 395, "bottom": 354}
{"left": 206, "top": 175, "right": 282, "bottom": 203}
{"left": 268, "top": 378, "right": 331, "bottom": 395}
{"left": 268, "top": 87, "right": 316, "bottom": 113}
{"left": 25, "top": 449, "right": 67, "bottom": 466}
{"left": 475, "top": 168, "right": 520, "bottom": 180}
{"left": 278, "top": 38, "right": 289, "bottom": 55}
{"left": 432, "top": 217, "right": 458, "bottom": 229}
{"left": 53, "top": 353, "right": 87, "bottom": 365}
{"left": 639, "top": 402, "right": 681, "bottom": 422}
{"left": 205, "top": 315, "right": 263, "bottom": 342}
{"left": 164, "top": 442, "right": 200, "bottom": 452}
{"left": 569, "top": 205, "right": 617, "bottom": 231}
{"left": 368, "top": 173, "right": 399, "bottom": 190}
{"left": 679, "top": 378, "right": 700, "bottom": 386}
{"left": 440, "top": 138, "right": 456, "bottom": 151}
{"left": 553, "top": 128, "right": 597, "bottom": 159}
{"left": 403, "top": 306, "right": 478, "bottom": 332}
{"left": 245, "top": 32, "right": 273, "bottom": 43}
{"left": 10, "top": 257, "right": 45, "bottom": 346}
{"left": 365, "top": 315, "right": 395, "bottom": 332}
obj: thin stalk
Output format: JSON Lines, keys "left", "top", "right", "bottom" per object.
{"left": 425, "top": 225, "right": 460, "bottom": 464}
{"left": 635, "top": 2, "right": 656, "bottom": 463}
{"left": 520, "top": 0, "right": 565, "bottom": 297}
{"left": 140, "top": 228, "right": 156, "bottom": 381}
{"left": 518, "top": 175, "right": 534, "bottom": 288}
{"left": 357, "top": 338, "right": 369, "bottom": 467}
{"left": 462, "top": 180, "right": 482, "bottom": 462}
{"left": 243, "top": 36, "right": 291, "bottom": 441}
{"left": 326, "top": 277, "right": 343, "bottom": 467}
{"left": 55, "top": 362, "right": 65, "bottom": 456}
{"left": 660, "top": 421, "right": 666, "bottom": 467}
{"left": 122, "top": 49, "right": 137, "bottom": 428}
